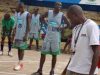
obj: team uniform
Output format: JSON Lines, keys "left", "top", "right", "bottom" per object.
{"left": 29, "top": 14, "right": 40, "bottom": 40}
{"left": 13, "top": 11, "right": 29, "bottom": 50}
{"left": 12, "top": 12, "right": 18, "bottom": 29}
{"left": 41, "top": 10, "right": 63, "bottom": 55}
{"left": 40, "top": 22, "right": 48, "bottom": 39}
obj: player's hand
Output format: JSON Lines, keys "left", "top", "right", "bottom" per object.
{"left": 61, "top": 71, "right": 66, "bottom": 75}
{"left": 57, "top": 27, "right": 62, "bottom": 31}
{"left": 23, "top": 36, "right": 27, "bottom": 42}
{"left": 61, "top": 69, "right": 66, "bottom": 75}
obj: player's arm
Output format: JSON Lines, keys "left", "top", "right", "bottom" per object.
{"left": 89, "top": 45, "right": 100, "bottom": 75}
{"left": 1, "top": 18, "right": 6, "bottom": 34}
{"left": 11, "top": 18, "right": 15, "bottom": 33}
{"left": 87, "top": 24, "right": 100, "bottom": 75}
{"left": 24, "top": 13, "right": 31, "bottom": 41}
{"left": 26, "top": 13, "right": 31, "bottom": 36}
{"left": 62, "top": 15, "right": 71, "bottom": 29}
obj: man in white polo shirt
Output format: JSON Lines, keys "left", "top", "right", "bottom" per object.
{"left": 63, "top": 5, "right": 100, "bottom": 75}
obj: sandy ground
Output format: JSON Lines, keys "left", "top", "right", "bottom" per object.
{"left": 0, "top": 45, "right": 100, "bottom": 75}
{"left": 0, "top": 46, "right": 70, "bottom": 75}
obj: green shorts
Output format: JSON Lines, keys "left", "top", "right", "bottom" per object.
{"left": 1, "top": 32, "right": 11, "bottom": 37}
{"left": 41, "top": 49, "right": 61, "bottom": 55}
{"left": 13, "top": 40, "right": 28, "bottom": 50}
{"left": 41, "top": 41, "right": 61, "bottom": 55}
{"left": 28, "top": 33, "right": 40, "bottom": 40}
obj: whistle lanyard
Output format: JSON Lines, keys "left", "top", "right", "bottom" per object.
{"left": 74, "top": 24, "right": 84, "bottom": 48}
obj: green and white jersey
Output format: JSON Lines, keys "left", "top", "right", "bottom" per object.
{"left": 15, "top": 11, "right": 29, "bottom": 40}
{"left": 30, "top": 14, "right": 40, "bottom": 34}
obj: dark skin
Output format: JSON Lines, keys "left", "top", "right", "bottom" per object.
{"left": 12, "top": 6, "right": 20, "bottom": 42}
{"left": 3, "top": 14, "right": 13, "bottom": 33}
{"left": 62, "top": 34, "right": 72, "bottom": 53}
{"left": 35, "top": 2, "right": 70, "bottom": 75}
{"left": 29, "top": 8, "right": 39, "bottom": 49}
{"left": 1, "top": 13, "right": 13, "bottom": 53}
{"left": 40, "top": 11, "right": 70, "bottom": 29}
{"left": 89, "top": 45, "right": 100, "bottom": 75}
{"left": 14, "top": 4, "right": 31, "bottom": 61}
{"left": 62, "top": 5, "right": 100, "bottom": 75}
{"left": 18, "top": 4, "right": 31, "bottom": 42}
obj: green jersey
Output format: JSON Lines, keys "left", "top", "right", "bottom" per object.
{"left": 2, "top": 17, "right": 15, "bottom": 32}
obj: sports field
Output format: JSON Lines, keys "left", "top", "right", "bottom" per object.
{"left": 0, "top": 45, "right": 70, "bottom": 75}
{"left": 0, "top": 45, "right": 100, "bottom": 75}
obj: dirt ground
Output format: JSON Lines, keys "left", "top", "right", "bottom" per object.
{"left": 0, "top": 45, "right": 100, "bottom": 75}
{"left": 0, "top": 1, "right": 100, "bottom": 75}
{"left": 0, "top": 46, "right": 70, "bottom": 75}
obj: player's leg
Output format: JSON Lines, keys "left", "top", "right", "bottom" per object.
{"left": 8, "top": 35, "right": 13, "bottom": 56}
{"left": 14, "top": 49, "right": 24, "bottom": 71}
{"left": 0, "top": 35, "right": 5, "bottom": 55}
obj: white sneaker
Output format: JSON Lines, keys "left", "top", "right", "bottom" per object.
{"left": 0, "top": 51, "right": 3, "bottom": 55}
{"left": 8, "top": 51, "right": 13, "bottom": 57}
{"left": 14, "top": 64, "right": 23, "bottom": 71}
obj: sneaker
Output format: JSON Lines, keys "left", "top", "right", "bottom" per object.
{"left": 50, "top": 70, "right": 54, "bottom": 75}
{"left": 31, "top": 71, "right": 43, "bottom": 75}
{"left": 0, "top": 51, "right": 3, "bottom": 55}
{"left": 13, "top": 64, "right": 23, "bottom": 71}
{"left": 8, "top": 51, "right": 13, "bottom": 57}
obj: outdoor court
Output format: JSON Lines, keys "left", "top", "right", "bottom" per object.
{"left": 0, "top": 45, "right": 70, "bottom": 75}
{"left": 0, "top": 46, "right": 100, "bottom": 75}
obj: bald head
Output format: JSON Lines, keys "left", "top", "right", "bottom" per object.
{"left": 19, "top": 2, "right": 25, "bottom": 7}
{"left": 55, "top": 2, "right": 62, "bottom": 6}
{"left": 68, "top": 5, "right": 83, "bottom": 16}
{"left": 67, "top": 5, "right": 86, "bottom": 25}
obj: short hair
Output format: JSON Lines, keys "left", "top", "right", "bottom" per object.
{"left": 4, "top": 13, "right": 10, "bottom": 19}
{"left": 55, "top": 2, "right": 62, "bottom": 6}
{"left": 18, "top": 2, "right": 25, "bottom": 8}
{"left": 68, "top": 5, "right": 83, "bottom": 15}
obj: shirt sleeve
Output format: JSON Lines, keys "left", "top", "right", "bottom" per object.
{"left": 13, "top": 13, "right": 17, "bottom": 29}
{"left": 2, "top": 18, "right": 5, "bottom": 28}
{"left": 11, "top": 18, "right": 15, "bottom": 28}
{"left": 87, "top": 22, "right": 100, "bottom": 45}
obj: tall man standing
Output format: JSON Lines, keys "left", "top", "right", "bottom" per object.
{"left": 32, "top": 2, "right": 70, "bottom": 75}
{"left": 29, "top": 8, "right": 40, "bottom": 50}
{"left": 13, "top": 3, "right": 31, "bottom": 71}
{"left": 62, "top": 5, "right": 100, "bottom": 75}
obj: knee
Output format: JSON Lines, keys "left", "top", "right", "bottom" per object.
{"left": 41, "top": 54, "right": 46, "bottom": 58}
{"left": 8, "top": 37, "right": 12, "bottom": 42}
{"left": 1, "top": 37, "right": 5, "bottom": 44}
{"left": 52, "top": 55, "right": 57, "bottom": 59}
